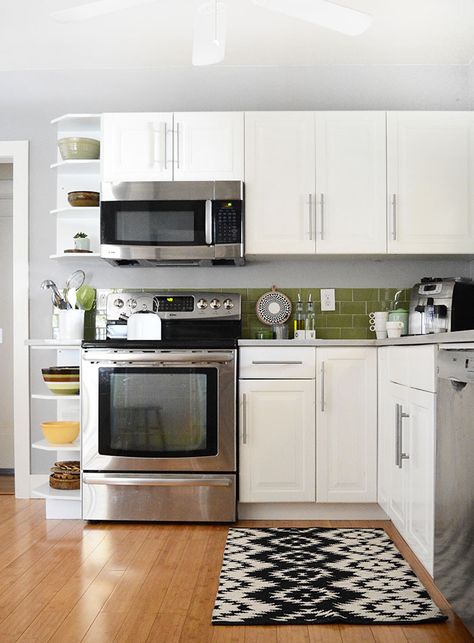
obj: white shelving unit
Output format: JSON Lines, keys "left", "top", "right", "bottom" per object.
{"left": 51, "top": 114, "right": 101, "bottom": 258}
{"left": 28, "top": 340, "right": 81, "bottom": 519}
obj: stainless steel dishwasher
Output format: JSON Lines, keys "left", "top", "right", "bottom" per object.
{"left": 436, "top": 348, "right": 474, "bottom": 636}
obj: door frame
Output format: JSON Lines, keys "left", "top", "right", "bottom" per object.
{"left": 0, "top": 141, "right": 29, "bottom": 498}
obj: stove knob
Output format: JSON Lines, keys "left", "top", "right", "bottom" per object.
{"left": 223, "top": 298, "right": 234, "bottom": 310}
{"left": 197, "top": 298, "right": 208, "bottom": 310}
{"left": 210, "top": 298, "right": 221, "bottom": 310}
{"left": 128, "top": 299, "right": 137, "bottom": 309}
{"left": 114, "top": 298, "right": 124, "bottom": 309}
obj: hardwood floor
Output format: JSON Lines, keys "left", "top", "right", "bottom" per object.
{"left": 0, "top": 474, "right": 15, "bottom": 494}
{"left": 0, "top": 496, "right": 472, "bottom": 642}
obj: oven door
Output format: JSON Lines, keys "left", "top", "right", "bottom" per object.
{"left": 81, "top": 349, "right": 236, "bottom": 472}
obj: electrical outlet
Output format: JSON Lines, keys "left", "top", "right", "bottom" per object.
{"left": 321, "top": 288, "right": 336, "bottom": 312}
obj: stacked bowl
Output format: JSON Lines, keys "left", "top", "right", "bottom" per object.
{"left": 42, "top": 366, "right": 80, "bottom": 396}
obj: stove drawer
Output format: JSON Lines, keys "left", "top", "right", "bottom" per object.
{"left": 82, "top": 472, "right": 236, "bottom": 522}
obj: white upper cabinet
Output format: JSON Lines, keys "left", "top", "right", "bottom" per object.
{"left": 245, "top": 111, "right": 316, "bottom": 254}
{"left": 387, "top": 111, "right": 474, "bottom": 254}
{"left": 101, "top": 112, "right": 243, "bottom": 183}
{"left": 316, "top": 347, "right": 377, "bottom": 503}
{"left": 102, "top": 113, "right": 173, "bottom": 182}
{"left": 173, "top": 112, "right": 244, "bottom": 181}
{"left": 314, "top": 112, "right": 387, "bottom": 253}
{"left": 245, "top": 111, "right": 387, "bottom": 255}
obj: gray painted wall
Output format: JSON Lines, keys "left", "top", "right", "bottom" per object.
{"left": 0, "top": 65, "right": 471, "bottom": 472}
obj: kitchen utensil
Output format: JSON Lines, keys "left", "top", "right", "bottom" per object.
{"left": 386, "top": 321, "right": 404, "bottom": 338}
{"left": 65, "top": 270, "right": 85, "bottom": 309}
{"left": 127, "top": 310, "right": 162, "bottom": 340}
{"left": 67, "top": 191, "right": 100, "bottom": 207}
{"left": 42, "top": 366, "right": 80, "bottom": 395}
{"left": 58, "top": 137, "right": 100, "bottom": 160}
{"left": 388, "top": 308, "right": 409, "bottom": 335}
{"left": 41, "top": 279, "right": 70, "bottom": 310}
{"left": 272, "top": 324, "right": 289, "bottom": 339}
{"left": 76, "top": 284, "right": 96, "bottom": 310}
{"left": 41, "top": 421, "right": 80, "bottom": 444}
{"left": 375, "top": 330, "right": 388, "bottom": 339}
{"left": 256, "top": 286, "right": 292, "bottom": 326}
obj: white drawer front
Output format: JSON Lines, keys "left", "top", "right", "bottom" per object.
{"left": 388, "top": 345, "right": 437, "bottom": 392}
{"left": 239, "top": 347, "right": 316, "bottom": 379}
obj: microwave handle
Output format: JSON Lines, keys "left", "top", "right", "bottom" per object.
{"left": 205, "top": 200, "right": 213, "bottom": 245}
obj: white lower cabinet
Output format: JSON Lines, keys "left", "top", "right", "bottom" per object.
{"left": 316, "top": 348, "right": 377, "bottom": 502}
{"left": 380, "top": 379, "right": 435, "bottom": 575}
{"left": 239, "top": 379, "right": 316, "bottom": 502}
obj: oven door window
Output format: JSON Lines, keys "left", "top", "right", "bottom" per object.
{"left": 101, "top": 200, "right": 207, "bottom": 246}
{"left": 98, "top": 367, "right": 218, "bottom": 457}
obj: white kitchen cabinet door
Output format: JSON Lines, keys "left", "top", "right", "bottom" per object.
{"left": 405, "top": 387, "right": 435, "bottom": 573}
{"left": 316, "top": 348, "right": 377, "bottom": 503}
{"left": 377, "top": 347, "right": 391, "bottom": 514}
{"left": 173, "top": 112, "right": 244, "bottom": 181}
{"left": 244, "top": 112, "right": 316, "bottom": 254}
{"left": 387, "top": 111, "right": 474, "bottom": 253}
{"left": 239, "top": 379, "right": 315, "bottom": 503}
{"left": 386, "top": 383, "right": 435, "bottom": 575}
{"left": 101, "top": 113, "right": 173, "bottom": 182}
{"left": 315, "top": 112, "right": 387, "bottom": 254}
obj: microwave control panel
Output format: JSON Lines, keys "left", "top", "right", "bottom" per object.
{"left": 213, "top": 201, "right": 242, "bottom": 245}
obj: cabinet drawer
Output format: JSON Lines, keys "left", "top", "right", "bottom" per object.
{"left": 239, "top": 347, "right": 316, "bottom": 379}
{"left": 388, "top": 345, "right": 437, "bottom": 392}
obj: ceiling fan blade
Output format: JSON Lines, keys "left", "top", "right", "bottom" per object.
{"left": 51, "top": 0, "right": 158, "bottom": 22}
{"left": 192, "top": 0, "right": 227, "bottom": 66}
{"left": 252, "top": 0, "right": 372, "bottom": 36}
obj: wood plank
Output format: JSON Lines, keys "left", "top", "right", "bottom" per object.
{"left": 277, "top": 625, "right": 310, "bottom": 642}
{"left": 308, "top": 625, "right": 343, "bottom": 642}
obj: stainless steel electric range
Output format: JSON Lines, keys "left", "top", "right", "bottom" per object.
{"left": 81, "top": 291, "right": 241, "bottom": 522}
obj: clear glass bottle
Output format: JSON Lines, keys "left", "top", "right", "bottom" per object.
{"left": 293, "top": 293, "right": 305, "bottom": 335}
{"left": 305, "top": 294, "right": 316, "bottom": 337}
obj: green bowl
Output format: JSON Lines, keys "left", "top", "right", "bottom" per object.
{"left": 58, "top": 137, "right": 100, "bottom": 160}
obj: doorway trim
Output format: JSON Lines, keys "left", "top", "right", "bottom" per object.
{"left": 0, "top": 141, "right": 29, "bottom": 498}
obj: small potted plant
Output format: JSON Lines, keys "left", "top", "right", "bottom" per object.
{"left": 73, "top": 232, "right": 90, "bottom": 252}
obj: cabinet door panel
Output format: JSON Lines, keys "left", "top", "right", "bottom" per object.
{"left": 245, "top": 112, "right": 316, "bottom": 254}
{"left": 239, "top": 379, "right": 315, "bottom": 503}
{"left": 101, "top": 113, "right": 173, "bottom": 182}
{"left": 315, "top": 112, "right": 387, "bottom": 254}
{"left": 316, "top": 348, "right": 377, "bottom": 502}
{"left": 387, "top": 112, "right": 474, "bottom": 253}
{"left": 406, "top": 388, "right": 435, "bottom": 574}
{"left": 174, "top": 112, "right": 243, "bottom": 181}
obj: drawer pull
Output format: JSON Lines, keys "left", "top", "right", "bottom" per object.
{"left": 251, "top": 360, "right": 304, "bottom": 365}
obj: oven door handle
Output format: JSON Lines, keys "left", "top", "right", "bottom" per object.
{"left": 83, "top": 475, "right": 233, "bottom": 487}
{"left": 82, "top": 352, "right": 233, "bottom": 364}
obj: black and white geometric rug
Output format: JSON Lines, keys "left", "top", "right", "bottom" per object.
{"left": 212, "top": 528, "right": 447, "bottom": 625}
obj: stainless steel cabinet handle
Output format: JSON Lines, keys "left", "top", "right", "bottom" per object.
{"left": 251, "top": 360, "right": 303, "bottom": 365}
{"left": 205, "top": 199, "right": 213, "bottom": 245}
{"left": 152, "top": 130, "right": 160, "bottom": 166}
{"left": 320, "top": 362, "right": 325, "bottom": 412}
{"left": 162, "top": 122, "right": 168, "bottom": 170}
{"left": 320, "top": 193, "right": 325, "bottom": 240}
{"left": 176, "top": 121, "right": 180, "bottom": 169}
{"left": 242, "top": 393, "right": 248, "bottom": 445}
{"left": 395, "top": 403, "right": 410, "bottom": 468}
{"left": 391, "top": 194, "right": 397, "bottom": 240}
{"left": 83, "top": 475, "right": 232, "bottom": 487}
{"left": 308, "top": 193, "right": 313, "bottom": 240}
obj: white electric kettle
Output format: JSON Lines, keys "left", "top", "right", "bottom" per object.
{"left": 127, "top": 307, "right": 162, "bottom": 340}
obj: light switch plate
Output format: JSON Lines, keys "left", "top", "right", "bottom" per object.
{"left": 321, "top": 288, "right": 336, "bottom": 312}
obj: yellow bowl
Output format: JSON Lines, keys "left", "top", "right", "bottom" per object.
{"left": 41, "top": 421, "right": 79, "bottom": 444}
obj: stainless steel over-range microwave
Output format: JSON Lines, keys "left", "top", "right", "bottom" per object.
{"left": 100, "top": 180, "right": 244, "bottom": 267}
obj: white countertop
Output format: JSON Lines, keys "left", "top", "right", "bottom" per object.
{"left": 239, "top": 329, "right": 474, "bottom": 347}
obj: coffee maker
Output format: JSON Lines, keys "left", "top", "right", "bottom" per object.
{"left": 409, "top": 277, "right": 474, "bottom": 335}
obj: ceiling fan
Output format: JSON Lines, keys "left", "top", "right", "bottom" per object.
{"left": 51, "top": 0, "right": 373, "bottom": 66}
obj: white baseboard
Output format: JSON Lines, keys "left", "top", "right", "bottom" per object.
{"left": 238, "top": 502, "right": 389, "bottom": 520}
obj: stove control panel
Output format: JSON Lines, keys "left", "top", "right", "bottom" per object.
{"left": 106, "top": 291, "right": 241, "bottom": 322}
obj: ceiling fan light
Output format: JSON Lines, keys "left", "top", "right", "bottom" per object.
{"left": 253, "top": 0, "right": 373, "bottom": 36}
{"left": 192, "top": 1, "right": 227, "bottom": 66}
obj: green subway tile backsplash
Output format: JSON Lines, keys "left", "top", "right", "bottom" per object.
{"left": 239, "top": 287, "right": 410, "bottom": 339}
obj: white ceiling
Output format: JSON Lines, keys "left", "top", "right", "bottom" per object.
{"left": 1, "top": 0, "right": 474, "bottom": 70}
